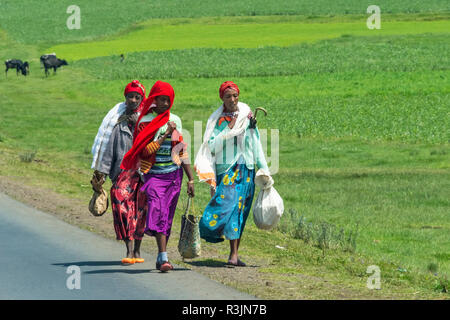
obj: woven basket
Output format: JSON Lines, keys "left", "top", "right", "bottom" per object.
{"left": 178, "top": 196, "right": 201, "bottom": 259}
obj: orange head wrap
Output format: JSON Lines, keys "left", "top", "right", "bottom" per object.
{"left": 219, "top": 81, "right": 239, "bottom": 99}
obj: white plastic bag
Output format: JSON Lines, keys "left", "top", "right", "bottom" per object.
{"left": 253, "top": 169, "right": 284, "bottom": 230}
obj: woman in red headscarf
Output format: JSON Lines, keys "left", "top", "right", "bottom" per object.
{"left": 194, "top": 81, "right": 269, "bottom": 267}
{"left": 121, "top": 80, "right": 195, "bottom": 272}
{"left": 92, "top": 80, "right": 148, "bottom": 265}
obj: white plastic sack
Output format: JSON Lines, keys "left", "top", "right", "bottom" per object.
{"left": 253, "top": 169, "right": 284, "bottom": 230}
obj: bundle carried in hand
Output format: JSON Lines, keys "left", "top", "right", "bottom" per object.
{"left": 88, "top": 171, "right": 109, "bottom": 217}
{"left": 252, "top": 169, "right": 284, "bottom": 230}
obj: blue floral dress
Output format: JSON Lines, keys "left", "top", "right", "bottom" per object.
{"left": 199, "top": 158, "right": 255, "bottom": 243}
{"left": 199, "top": 116, "right": 256, "bottom": 243}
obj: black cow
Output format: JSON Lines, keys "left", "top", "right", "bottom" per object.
{"left": 42, "top": 55, "right": 68, "bottom": 77}
{"left": 5, "top": 59, "right": 29, "bottom": 77}
{"left": 40, "top": 53, "right": 56, "bottom": 68}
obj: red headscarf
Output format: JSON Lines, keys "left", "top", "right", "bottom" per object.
{"left": 124, "top": 80, "right": 146, "bottom": 98}
{"left": 124, "top": 80, "right": 146, "bottom": 113}
{"left": 120, "top": 80, "right": 175, "bottom": 170}
{"left": 219, "top": 81, "right": 240, "bottom": 99}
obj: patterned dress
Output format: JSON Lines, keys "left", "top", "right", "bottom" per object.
{"left": 199, "top": 116, "right": 256, "bottom": 243}
{"left": 110, "top": 170, "right": 147, "bottom": 240}
{"left": 108, "top": 120, "right": 147, "bottom": 241}
{"left": 199, "top": 158, "right": 255, "bottom": 243}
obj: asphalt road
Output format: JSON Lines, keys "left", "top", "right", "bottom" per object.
{"left": 0, "top": 192, "right": 256, "bottom": 300}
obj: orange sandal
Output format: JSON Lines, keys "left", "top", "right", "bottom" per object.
{"left": 134, "top": 258, "right": 145, "bottom": 263}
{"left": 121, "top": 258, "right": 135, "bottom": 264}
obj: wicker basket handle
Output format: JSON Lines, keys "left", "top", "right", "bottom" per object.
{"left": 183, "top": 195, "right": 198, "bottom": 224}
{"left": 184, "top": 195, "right": 192, "bottom": 216}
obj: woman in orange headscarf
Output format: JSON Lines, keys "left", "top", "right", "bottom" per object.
{"left": 94, "top": 80, "right": 148, "bottom": 265}
{"left": 195, "top": 81, "right": 269, "bottom": 267}
{"left": 121, "top": 80, "right": 195, "bottom": 272}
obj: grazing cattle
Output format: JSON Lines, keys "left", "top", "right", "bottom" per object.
{"left": 23, "top": 61, "right": 29, "bottom": 75}
{"left": 42, "top": 55, "right": 68, "bottom": 77}
{"left": 5, "top": 59, "right": 29, "bottom": 77}
{"left": 40, "top": 53, "right": 56, "bottom": 68}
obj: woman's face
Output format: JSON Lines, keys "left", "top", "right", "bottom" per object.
{"left": 125, "top": 92, "right": 143, "bottom": 112}
{"left": 222, "top": 88, "right": 239, "bottom": 111}
{"left": 153, "top": 95, "right": 171, "bottom": 114}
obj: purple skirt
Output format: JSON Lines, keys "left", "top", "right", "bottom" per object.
{"left": 140, "top": 168, "right": 183, "bottom": 239}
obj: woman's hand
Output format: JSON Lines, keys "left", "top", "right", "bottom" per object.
{"left": 181, "top": 163, "right": 195, "bottom": 197}
{"left": 128, "top": 112, "right": 140, "bottom": 126}
{"left": 187, "top": 181, "right": 195, "bottom": 197}
{"left": 156, "top": 121, "right": 176, "bottom": 145}
{"left": 165, "top": 121, "right": 177, "bottom": 135}
{"left": 249, "top": 116, "right": 257, "bottom": 129}
{"left": 91, "top": 170, "right": 106, "bottom": 192}
{"left": 93, "top": 170, "right": 106, "bottom": 185}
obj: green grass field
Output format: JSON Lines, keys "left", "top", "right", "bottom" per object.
{"left": 47, "top": 18, "right": 450, "bottom": 60}
{"left": 0, "top": 0, "right": 449, "bottom": 299}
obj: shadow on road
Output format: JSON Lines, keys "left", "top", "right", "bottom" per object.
{"left": 83, "top": 268, "right": 190, "bottom": 274}
{"left": 52, "top": 261, "right": 191, "bottom": 273}
{"left": 52, "top": 261, "right": 123, "bottom": 267}
{"left": 185, "top": 259, "right": 227, "bottom": 268}
{"left": 83, "top": 269, "right": 151, "bottom": 274}
{"left": 184, "top": 259, "right": 260, "bottom": 268}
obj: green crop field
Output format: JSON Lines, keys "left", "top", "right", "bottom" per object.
{"left": 0, "top": 0, "right": 449, "bottom": 299}
{"left": 47, "top": 18, "right": 450, "bottom": 60}
{"left": 1, "top": 0, "right": 448, "bottom": 43}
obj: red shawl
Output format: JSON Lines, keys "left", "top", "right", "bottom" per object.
{"left": 120, "top": 80, "right": 175, "bottom": 170}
